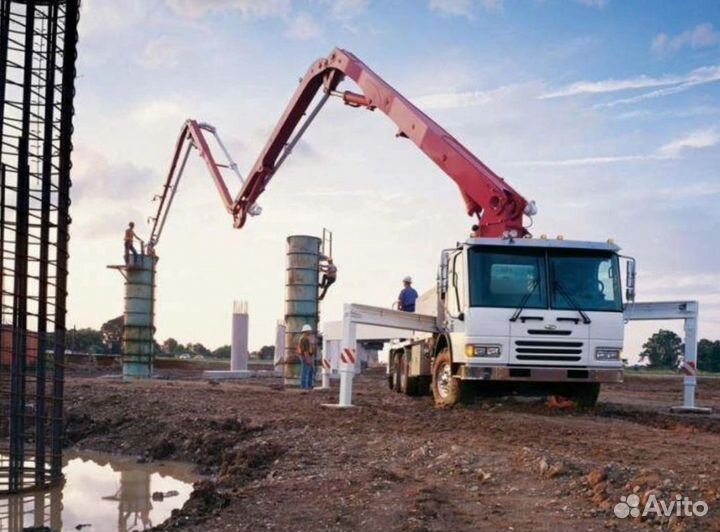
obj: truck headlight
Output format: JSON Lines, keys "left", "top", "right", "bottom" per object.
{"left": 465, "top": 344, "right": 502, "bottom": 358}
{"left": 595, "top": 348, "right": 621, "bottom": 361}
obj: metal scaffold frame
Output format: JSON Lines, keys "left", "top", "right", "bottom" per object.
{"left": 0, "top": 0, "right": 79, "bottom": 493}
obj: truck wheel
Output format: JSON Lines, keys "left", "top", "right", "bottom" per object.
{"left": 400, "top": 351, "right": 422, "bottom": 397}
{"left": 431, "top": 349, "right": 463, "bottom": 406}
{"left": 573, "top": 383, "right": 601, "bottom": 407}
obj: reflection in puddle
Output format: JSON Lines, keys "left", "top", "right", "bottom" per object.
{"left": 0, "top": 450, "right": 197, "bottom": 531}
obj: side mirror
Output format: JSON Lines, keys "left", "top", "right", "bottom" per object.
{"left": 625, "top": 257, "right": 636, "bottom": 303}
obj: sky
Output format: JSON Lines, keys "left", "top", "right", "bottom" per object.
{"left": 69, "top": 0, "right": 720, "bottom": 360}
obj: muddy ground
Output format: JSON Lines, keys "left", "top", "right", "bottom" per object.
{"left": 63, "top": 368, "right": 720, "bottom": 532}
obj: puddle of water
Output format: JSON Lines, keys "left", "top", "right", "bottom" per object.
{"left": 0, "top": 450, "right": 198, "bottom": 532}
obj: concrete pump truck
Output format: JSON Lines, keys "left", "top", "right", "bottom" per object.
{"left": 149, "top": 48, "right": 634, "bottom": 407}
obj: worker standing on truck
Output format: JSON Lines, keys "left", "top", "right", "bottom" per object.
{"left": 124, "top": 222, "right": 142, "bottom": 265}
{"left": 318, "top": 256, "right": 337, "bottom": 301}
{"left": 398, "top": 276, "right": 419, "bottom": 312}
{"left": 297, "top": 324, "right": 316, "bottom": 390}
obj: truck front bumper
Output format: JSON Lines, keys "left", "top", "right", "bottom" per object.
{"left": 458, "top": 365, "right": 623, "bottom": 383}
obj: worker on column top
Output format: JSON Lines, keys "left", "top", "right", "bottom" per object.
{"left": 124, "top": 222, "right": 143, "bottom": 266}
{"left": 397, "top": 276, "right": 419, "bottom": 312}
{"left": 318, "top": 255, "right": 337, "bottom": 301}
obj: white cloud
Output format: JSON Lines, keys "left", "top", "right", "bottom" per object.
{"left": 79, "top": 0, "right": 152, "bottom": 37}
{"left": 413, "top": 84, "right": 517, "bottom": 109}
{"left": 164, "top": 0, "right": 291, "bottom": 19}
{"left": 656, "top": 128, "right": 719, "bottom": 158}
{"left": 286, "top": 13, "right": 322, "bottom": 40}
{"left": 541, "top": 65, "right": 720, "bottom": 106}
{"left": 72, "top": 146, "right": 156, "bottom": 205}
{"left": 512, "top": 128, "right": 718, "bottom": 167}
{"left": 130, "top": 100, "right": 188, "bottom": 126}
{"left": 597, "top": 66, "right": 720, "bottom": 108}
{"left": 428, "top": 0, "right": 502, "bottom": 18}
{"left": 138, "top": 37, "right": 183, "bottom": 70}
{"left": 652, "top": 23, "right": 720, "bottom": 55}
{"left": 414, "top": 89, "right": 492, "bottom": 109}
{"left": 323, "top": 0, "right": 369, "bottom": 20}
{"left": 574, "top": 0, "right": 608, "bottom": 7}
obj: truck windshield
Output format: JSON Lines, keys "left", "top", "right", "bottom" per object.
{"left": 468, "top": 247, "right": 622, "bottom": 312}
{"left": 467, "top": 248, "right": 547, "bottom": 309}
{"left": 548, "top": 250, "right": 622, "bottom": 312}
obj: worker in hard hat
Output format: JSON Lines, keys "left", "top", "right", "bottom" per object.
{"left": 124, "top": 222, "right": 143, "bottom": 265}
{"left": 318, "top": 256, "right": 337, "bottom": 301}
{"left": 397, "top": 276, "right": 419, "bottom": 312}
{"left": 297, "top": 324, "right": 316, "bottom": 389}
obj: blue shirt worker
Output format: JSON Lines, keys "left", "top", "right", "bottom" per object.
{"left": 398, "top": 276, "right": 419, "bottom": 312}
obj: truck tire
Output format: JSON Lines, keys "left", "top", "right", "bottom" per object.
{"left": 400, "top": 352, "right": 423, "bottom": 397}
{"left": 573, "top": 383, "right": 601, "bottom": 407}
{"left": 431, "top": 349, "right": 464, "bottom": 406}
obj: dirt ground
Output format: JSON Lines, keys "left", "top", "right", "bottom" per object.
{"left": 62, "top": 367, "right": 720, "bottom": 532}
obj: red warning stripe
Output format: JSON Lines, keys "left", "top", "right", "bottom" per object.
{"left": 682, "top": 361, "right": 697, "bottom": 376}
{"left": 340, "top": 348, "right": 356, "bottom": 364}
{"left": 321, "top": 358, "right": 331, "bottom": 370}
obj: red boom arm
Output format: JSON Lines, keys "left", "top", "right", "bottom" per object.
{"left": 231, "top": 48, "right": 530, "bottom": 238}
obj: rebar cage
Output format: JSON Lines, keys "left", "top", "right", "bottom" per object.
{"left": 0, "top": 0, "right": 79, "bottom": 493}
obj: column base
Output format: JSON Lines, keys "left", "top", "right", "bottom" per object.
{"left": 670, "top": 405, "right": 712, "bottom": 414}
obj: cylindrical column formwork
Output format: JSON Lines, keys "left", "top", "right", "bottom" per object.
{"left": 284, "top": 235, "right": 320, "bottom": 385}
{"left": 123, "top": 255, "right": 156, "bottom": 380}
{"left": 230, "top": 300, "right": 248, "bottom": 371}
{"left": 0, "top": 0, "right": 80, "bottom": 493}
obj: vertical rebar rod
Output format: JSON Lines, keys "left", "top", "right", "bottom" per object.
{"left": 9, "top": 0, "right": 36, "bottom": 491}
{"left": 35, "top": 0, "right": 58, "bottom": 485}
{"left": 51, "top": 0, "right": 79, "bottom": 481}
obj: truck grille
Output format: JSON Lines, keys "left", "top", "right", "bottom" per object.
{"left": 514, "top": 340, "right": 583, "bottom": 362}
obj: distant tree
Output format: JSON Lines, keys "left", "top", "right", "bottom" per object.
{"left": 188, "top": 343, "right": 210, "bottom": 357}
{"left": 258, "top": 345, "right": 275, "bottom": 360}
{"left": 68, "top": 327, "right": 105, "bottom": 354}
{"left": 211, "top": 345, "right": 231, "bottom": 359}
{"left": 639, "top": 329, "right": 682, "bottom": 369}
{"left": 250, "top": 345, "right": 275, "bottom": 360}
{"left": 697, "top": 339, "right": 720, "bottom": 373}
{"left": 162, "top": 337, "right": 182, "bottom": 356}
{"left": 101, "top": 316, "right": 124, "bottom": 354}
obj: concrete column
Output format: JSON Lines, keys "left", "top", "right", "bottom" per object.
{"left": 274, "top": 320, "right": 286, "bottom": 371}
{"left": 683, "top": 316, "right": 698, "bottom": 409}
{"left": 338, "top": 303, "right": 357, "bottom": 407}
{"left": 284, "top": 235, "right": 321, "bottom": 385}
{"left": 230, "top": 301, "right": 249, "bottom": 372}
{"left": 123, "top": 254, "right": 156, "bottom": 380}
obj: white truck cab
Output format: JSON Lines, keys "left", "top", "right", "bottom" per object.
{"left": 390, "top": 237, "right": 630, "bottom": 406}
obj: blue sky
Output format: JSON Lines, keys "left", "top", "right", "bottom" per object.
{"left": 70, "top": 0, "right": 720, "bottom": 358}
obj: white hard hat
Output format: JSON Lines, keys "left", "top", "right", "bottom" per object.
{"left": 301, "top": 324, "right": 312, "bottom": 332}
{"left": 403, "top": 276, "right": 412, "bottom": 283}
